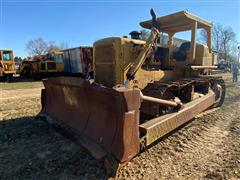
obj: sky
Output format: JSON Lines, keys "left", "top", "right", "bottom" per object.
{"left": 0, "top": 0, "right": 240, "bottom": 57}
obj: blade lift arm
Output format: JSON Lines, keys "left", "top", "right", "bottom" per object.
{"left": 125, "top": 28, "right": 182, "bottom": 108}
{"left": 125, "top": 9, "right": 182, "bottom": 108}
{"left": 126, "top": 27, "right": 160, "bottom": 81}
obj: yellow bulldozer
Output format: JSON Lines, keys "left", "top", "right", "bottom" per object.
{"left": 0, "top": 50, "right": 16, "bottom": 82}
{"left": 19, "top": 51, "right": 64, "bottom": 79}
{"left": 40, "top": 10, "right": 225, "bottom": 176}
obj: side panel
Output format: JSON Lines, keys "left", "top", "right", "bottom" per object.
{"left": 63, "top": 48, "right": 82, "bottom": 73}
{"left": 79, "top": 47, "right": 93, "bottom": 75}
{"left": 71, "top": 48, "right": 82, "bottom": 73}
{"left": 94, "top": 41, "right": 118, "bottom": 87}
{"left": 63, "top": 51, "right": 71, "bottom": 73}
{"left": 63, "top": 47, "right": 93, "bottom": 75}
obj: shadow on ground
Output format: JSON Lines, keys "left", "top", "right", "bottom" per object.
{"left": 0, "top": 117, "right": 108, "bottom": 180}
{"left": 13, "top": 76, "right": 41, "bottom": 82}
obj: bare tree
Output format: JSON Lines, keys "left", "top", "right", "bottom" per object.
{"left": 25, "top": 38, "right": 48, "bottom": 56}
{"left": 221, "top": 26, "right": 236, "bottom": 60}
{"left": 213, "top": 23, "right": 223, "bottom": 53}
{"left": 47, "top": 41, "right": 61, "bottom": 52}
{"left": 200, "top": 23, "right": 236, "bottom": 61}
{"left": 26, "top": 38, "right": 68, "bottom": 56}
{"left": 47, "top": 41, "right": 68, "bottom": 52}
{"left": 199, "top": 23, "right": 223, "bottom": 52}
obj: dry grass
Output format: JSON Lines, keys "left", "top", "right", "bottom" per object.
{"left": 0, "top": 81, "right": 43, "bottom": 90}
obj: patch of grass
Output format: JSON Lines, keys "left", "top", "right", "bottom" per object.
{"left": 0, "top": 81, "right": 43, "bottom": 90}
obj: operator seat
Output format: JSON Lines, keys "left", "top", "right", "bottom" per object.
{"left": 173, "top": 42, "right": 191, "bottom": 61}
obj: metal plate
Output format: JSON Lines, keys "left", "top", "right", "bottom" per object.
{"left": 41, "top": 77, "right": 141, "bottom": 163}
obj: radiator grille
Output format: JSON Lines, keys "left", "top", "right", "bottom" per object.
{"left": 94, "top": 44, "right": 116, "bottom": 87}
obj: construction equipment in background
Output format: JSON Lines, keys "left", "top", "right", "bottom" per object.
{"left": 0, "top": 50, "right": 16, "bottom": 82}
{"left": 40, "top": 9, "right": 225, "bottom": 176}
{"left": 19, "top": 51, "right": 64, "bottom": 79}
{"left": 62, "top": 46, "right": 93, "bottom": 78}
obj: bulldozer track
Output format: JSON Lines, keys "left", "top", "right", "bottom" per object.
{"left": 141, "top": 76, "right": 225, "bottom": 118}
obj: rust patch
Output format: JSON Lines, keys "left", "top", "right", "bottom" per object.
{"left": 41, "top": 77, "right": 141, "bottom": 163}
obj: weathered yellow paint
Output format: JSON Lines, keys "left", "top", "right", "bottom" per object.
{"left": 19, "top": 51, "right": 64, "bottom": 77}
{"left": 0, "top": 50, "right": 16, "bottom": 76}
{"left": 94, "top": 37, "right": 173, "bottom": 88}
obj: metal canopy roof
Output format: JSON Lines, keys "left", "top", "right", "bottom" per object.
{"left": 140, "top": 11, "right": 212, "bottom": 33}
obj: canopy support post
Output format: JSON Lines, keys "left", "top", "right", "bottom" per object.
{"left": 189, "top": 21, "right": 197, "bottom": 64}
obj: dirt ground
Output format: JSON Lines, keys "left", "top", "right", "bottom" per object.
{"left": 0, "top": 74, "right": 239, "bottom": 180}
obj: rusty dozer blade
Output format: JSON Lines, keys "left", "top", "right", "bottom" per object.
{"left": 40, "top": 77, "right": 142, "bottom": 165}
{"left": 40, "top": 76, "right": 219, "bottom": 176}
